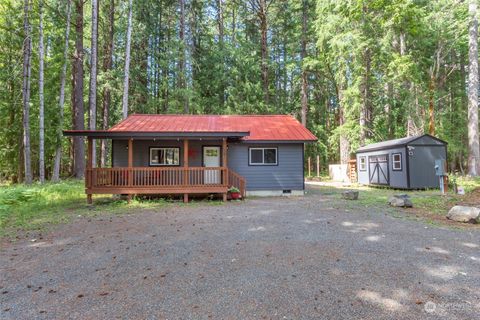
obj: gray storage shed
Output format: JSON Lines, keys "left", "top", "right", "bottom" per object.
{"left": 356, "top": 134, "right": 447, "bottom": 189}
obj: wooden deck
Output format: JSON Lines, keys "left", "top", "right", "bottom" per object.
{"left": 85, "top": 166, "right": 246, "bottom": 203}
{"left": 85, "top": 137, "right": 246, "bottom": 204}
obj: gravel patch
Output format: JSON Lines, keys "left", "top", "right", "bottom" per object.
{"left": 1, "top": 187, "right": 479, "bottom": 319}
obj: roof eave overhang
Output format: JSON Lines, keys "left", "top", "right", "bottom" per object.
{"left": 356, "top": 134, "right": 448, "bottom": 153}
{"left": 63, "top": 130, "right": 250, "bottom": 139}
{"left": 356, "top": 144, "right": 408, "bottom": 153}
{"left": 357, "top": 142, "right": 448, "bottom": 153}
{"left": 240, "top": 139, "right": 318, "bottom": 144}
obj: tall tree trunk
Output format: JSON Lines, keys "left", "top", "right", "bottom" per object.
{"left": 72, "top": 0, "right": 85, "bottom": 179}
{"left": 259, "top": 0, "right": 269, "bottom": 105}
{"left": 179, "top": 0, "right": 188, "bottom": 113}
{"left": 89, "top": 0, "right": 98, "bottom": 167}
{"left": 38, "top": 0, "right": 45, "bottom": 182}
{"left": 428, "top": 73, "right": 436, "bottom": 135}
{"left": 189, "top": 0, "right": 200, "bottom": 100}
{"left": 359, "top": 3, "right": 372, "bottom": 145}
{"left": 6, "top": 22, "right": 20, "bottom": 182}
{"left": 232, "top": 6, "right": 236, "bottom": 45}
{"left": 100, "top": 0, "right": 115, "bottom": 168}
{"left": 217, "top": 0, "right": 225, "bottom": 108}
{"left": 385, "top": 82, "right": 394, "bottom": 138}
{"left": 52, "top": 0, "right": 72, "bottom": 181}
{"left": 300, "top": 0, "right": 308, "bottom": 126}
{"left": 22, "top": 0, "right": 33, "bottom": 184}
{"left": 428, "top": 49, "right": 441, "bottom": 136}
{"left": 460, "top": 51, "right": 468, "bottom": 171}
{"left": 338, "top": 85, "right": 350, "bottom": 164}
{"left": 468, "top": 1, "right": 479, "bottom": 176}
{"left": 399, "top": 32, "right": 414, "bottom": 137}
{"left": 162, "top": 11, "right": 173, "bottom": 112}
{"left": 122, "top": 0, "right": 133, "bottom": 119}
{"left": 359, "top": 48, "right": 370, "bottom": 146}
{"left": 282, "top": 31, "right": 288, "bottom": 109}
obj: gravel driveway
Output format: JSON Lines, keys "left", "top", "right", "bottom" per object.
{"left": 1, "top": 186, "right": 479, "bottom": 319}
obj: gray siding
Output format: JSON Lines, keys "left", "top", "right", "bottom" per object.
{"left": 408, "top": 145, "right": 447, "bottom": 189}
{"left": 112, "top": 140, "right": 305, "bottom": 191}
{"left": 227, "top": 143, "right": 304, "bottom": 191}
{"left": 357, "top": 148, "right": 408, "bottom": 188}
{"left": 112, "top": 139, "right": 222, "bottom": 167}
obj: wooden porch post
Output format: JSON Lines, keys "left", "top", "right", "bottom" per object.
{"left": 222, "top": 138, "right": 227, "bottom": 202}
{"left": 127, "top": 138, "right": 133, "bottom": 203}
{"left": 183, "top": 139, "right": 189, "bottom": 203}
{"left": 87, "top": 137, "right": 93, "bottom": 204}
{"left": 128, "top": 138, "right": 133, "bottom": 167}
{"left": 222, "top": 138, "right": 227, "bottom": 168}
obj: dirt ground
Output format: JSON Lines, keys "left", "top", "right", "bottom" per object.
{"left": 1, "top": 185, "right": 479, "bottom": 319}
{"left": 458, "top": 187, "right": 480, "bottom": 206}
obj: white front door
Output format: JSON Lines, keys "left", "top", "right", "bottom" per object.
{"left": 203, "top": 146, "right": 221, "bottom": 184}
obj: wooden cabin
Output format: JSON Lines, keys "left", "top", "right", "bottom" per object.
{"left": 64, "top": 114, "right": 317, "bottom": 203}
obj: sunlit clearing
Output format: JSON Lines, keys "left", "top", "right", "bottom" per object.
{"left": 392, "top": 288, "right": 409, "bottom": 299}
{"left": 357, "top": 290, "right": 405, "bottom": 312}
{"left": 248, "top": 226, "right": 266, "bottom": 231}
{"left": 342, "top": 221, "right": 379, "bottom": 233}
{"left": 423, "top": 265, "right": 462, "bottom": 280}
{"left": 415, "top": 246, "right": 450, "bottom": 254}
{"left": 259, "top": 210, "right": 274, "bottom": 215}
{"left": 365, "top": 235, "right": 381, "bottom": 242}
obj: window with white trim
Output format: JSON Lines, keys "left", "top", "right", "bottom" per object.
{"left": 249, "top": 148, "right": 277, "bottom": 165}
{"left": 359, "top": 156, "right": 366, "bottom": 171}
{"left": 392, "top": 153, "right": 402, "bottom": 171}
{"left": 150, "top": 147, "right": 180, "bottom": 166}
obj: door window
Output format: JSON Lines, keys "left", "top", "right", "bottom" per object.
{"left": 203, "top": 147, "right": 221, "bottom": 167}
{"left": 392, "top": 153, "right": 402, "bottom": 171}
{"left": 359, "top": 156, "right": 366, "bottom": 171}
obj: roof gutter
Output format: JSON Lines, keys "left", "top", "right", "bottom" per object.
{"left": 356, "top": 144, "right": 409, "bottom": 153}
{"left": 238, "top": 139, "right": 317, "bottom": 144}
{"left": 63, "top": 130, "right": 250, "bottom": 139}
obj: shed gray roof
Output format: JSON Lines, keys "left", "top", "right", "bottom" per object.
{"left": 357, "top": 134, "right": 446, "bottom": 153}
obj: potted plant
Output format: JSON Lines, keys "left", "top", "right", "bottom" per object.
{"left": 228, "top": 186, "right": 242, "bottom": 200}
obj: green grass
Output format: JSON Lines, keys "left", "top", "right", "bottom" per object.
{"left": 304, "top": 172, "right": 330, "bottom": 181}
{"left": 452, "top": 175, "right": 480, "bottom": 193}
{"left": 2, "top": 176, "right": 478, "bottom": 237}
{"left": 0, "top": 180, "right": 223, "bottom": 237}
{"left": 308, "top": 176, "right": 480, "bottom": 218}
{"left": 0, "top": 180, "right": 85, "bottom": 233}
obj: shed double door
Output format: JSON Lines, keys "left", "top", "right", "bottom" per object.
{"left": 368, "top": 154, "right": 389, "bottom": 185}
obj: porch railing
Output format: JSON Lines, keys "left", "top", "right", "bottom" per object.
{"left": 228, "top": 169, "right": 246, "bottom": 198}
{"left": 86, "top": 167, "right": 246, "bottom": 196}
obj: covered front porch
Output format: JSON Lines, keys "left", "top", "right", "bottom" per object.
{"left": 73, "top": 133, "right": 247, "bottom": 204}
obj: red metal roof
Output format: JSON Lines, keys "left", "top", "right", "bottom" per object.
{"left": 108, "top": 114, "right": 317, "bottom": 141}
